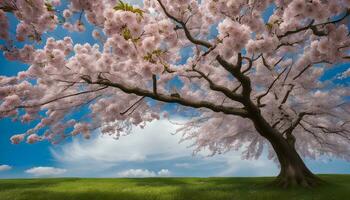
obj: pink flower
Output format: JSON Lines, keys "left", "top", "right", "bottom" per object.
{"left": 75, "top": 22, "right": 85, "bottom": 32}
{"left": 92, "top": 30, "right": 101, "bottom": 39}
{"left": 10, "top": 134, "right": 25, "bottom": 144}
{"left": 21, "top": 113, "right": 33, "bottom": 123}
{"left": 289, "top": 0, "right": 305, "bottom": 14}
{"left": 63, "top": 22, "right": 74, "bottom": 31}
{"left": 63, "top": 9, "right": 72, "bottom": 19}
{"left": 142, "top": 36, "right": 156, "bottom": 51}
{"left": 26, "top": 134, "right": 41, "bottom": 144}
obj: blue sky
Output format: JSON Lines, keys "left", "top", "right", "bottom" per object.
{"left": 0, "top": 0, "right": 350, "bottom": 178}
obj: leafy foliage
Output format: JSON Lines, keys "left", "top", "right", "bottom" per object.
{"left": 143, "top": 49, "right": 165, "bottom": 63}
{"left": 113, "top": 0, "right": 144, "bottom": 17}
{"left": 45, "top": 3, "right": 55, "bottom": 12}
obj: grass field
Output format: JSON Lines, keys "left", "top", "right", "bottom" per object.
{"left": 0, "top": 175, "right": 349, "bottom": 200}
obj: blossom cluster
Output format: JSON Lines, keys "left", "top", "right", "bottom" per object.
{"left": 217, "top": 19, "right": 250, "bottom": 59}
{"left": 14, "top": 0, "right": 59, "bottom": 41}
{"left": 281, "top": 0, "right": 350, "bottom": 33}
{"left": 62, "top": 0, "right": 106, "bottom": 32}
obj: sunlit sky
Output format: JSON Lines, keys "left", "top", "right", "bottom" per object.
{"left": 0, "top": 0, "right": 349, "bottom": 178}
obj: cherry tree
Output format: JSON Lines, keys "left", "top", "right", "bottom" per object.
{"left": 1, "top": 0, "right": 350, "bottom": 187}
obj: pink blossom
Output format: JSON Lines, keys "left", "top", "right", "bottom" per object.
{"left": 63, "top": 22, "right": 74, "bottom": 31}
{"left": 92, "top": 30, "right": 101, "bottom": 39}
{"left": 75, "top": 22, "right": 85, "bottom": 32}
{"left": 26, "top": 134, "right": 41, "bottom": 144}
{"left": 10, "top": 134, "right": 25, "bottom": 144}
{"left": 63, "top": 9, "right": 72, "bottom": 19}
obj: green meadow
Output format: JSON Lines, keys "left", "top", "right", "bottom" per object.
{"left": 0, "top": 175, "right": 349, "bottom": 200}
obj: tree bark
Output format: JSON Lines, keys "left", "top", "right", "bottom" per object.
{"left": 246, "top": 103, "right": 322, "bottom": 188}
{"left": 267, "top": 134, "right": 323, "bottom": 188}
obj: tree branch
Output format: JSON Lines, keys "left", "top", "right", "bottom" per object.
{"left": 292, "top": 64, "right": 312, "bottom": 80}
{"left": 120, "top": 96, "right": 145, "bottom": 115}
{"left": 93, "top": 78, "right": 249, "bottom": 117}
{"left": 216, "top": 55, "right": 252, "bottom": 98}
{"left": 283, "top": 112, "right": 318, "bottom": 135}
{"left": 278, "top": 9, "right": 350, "bottom": 39}
{"left": 279, "top": 84, "right": 295, "bottom": 108}
{"left": 1, "top": 86, "right": 108, "bottom": 114}
{"left": 156, "top": 0, "right": 251, "bottom": 101}
{"left": 156, "top": 0, "right": 212, "bottom": 48}
{"left": 241, "top": 56, "right": 253, "bottom": 73}
{"left": 191, "top": 68, "right": 243, "bottom": 102}
{"left": 257, "top": 66, "right": 289, "bottom": 106}
{"left": 152, "top": 74, "right": 157, "bottom": 95}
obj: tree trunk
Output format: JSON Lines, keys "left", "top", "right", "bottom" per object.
{"left": 268, "top": 134, "right": 323, "bottom": 188}
{"left": 246, "top": 105, "right": 323, "bottom": 188}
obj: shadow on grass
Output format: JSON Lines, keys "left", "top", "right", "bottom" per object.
{"left": 0, "top": 178, "right": 81, "bottom": 191}
{"left": 12, "top": 190, "right": 161, "bottom": 200}
{"left": 130, "top": 177, "right": 192, "bottom": 187}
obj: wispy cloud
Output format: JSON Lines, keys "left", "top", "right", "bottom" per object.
{"left": 25, "top": 167, "right": 67, "bottom": 177}
{"left": 175, "top": 163, "right": 192, "bottom": 169}
{"left": 217, "top": 153, "right": 278, "bottom": 177}
{"left": 0, "top": 165, "right": 12, "bottom": 171}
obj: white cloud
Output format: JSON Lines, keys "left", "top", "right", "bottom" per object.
{"left": 117, "top": 169, "right": 156, "bottom": 177}
{"left": 0, "top": 165, "right": 12, "bottom": 171}
{"left": 50, "top": 119, "right": 278, "bottom": 177}
{"left": 158, "top": 169, "right": 171, "bottom": 177}
{"left": 25, "top": 167, "right": 67, "bottom": 177}
{"left": 51, "top": 119, "right": 194, "bottom": 170}
{"left": 117, "top": 169, "right": 171, "bottom": 178}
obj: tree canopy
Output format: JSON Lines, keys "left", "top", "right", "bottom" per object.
{"left": 0, "top": 0, "right": 349, "bottom": 187}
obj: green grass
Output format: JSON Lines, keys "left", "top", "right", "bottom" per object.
{"left": 0, "top": 175, "right": 349, "bottom": 200}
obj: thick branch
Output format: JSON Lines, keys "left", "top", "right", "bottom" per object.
{"left": 93, "top": 79, "right": 249, "bottom": 117}
{"left": 216, "top": 55, "right": 252, "bottom": 98}
{"left": 156, "top": 0, "right": 252, "bottom": 101}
